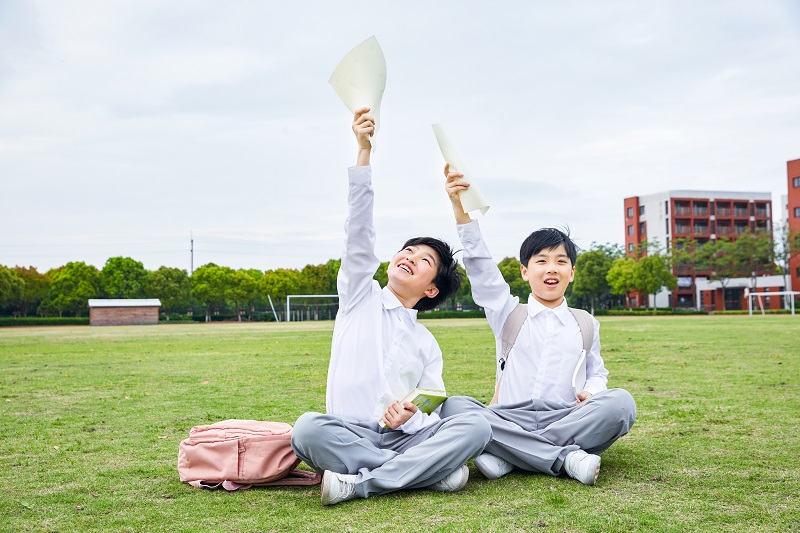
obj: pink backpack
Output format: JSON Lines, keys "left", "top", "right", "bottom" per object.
{"left": 178, "top": 419, "right": 321, "bottom": 491}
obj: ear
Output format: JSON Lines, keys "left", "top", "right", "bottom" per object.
{"left": 568, "top": 266, "right": 575, "bottom": 283}
{"left": 520, "top": 263, "right": 529, "bottom": 281}
{"left": 423, "top": 285, "right": 440, "bottom": 299}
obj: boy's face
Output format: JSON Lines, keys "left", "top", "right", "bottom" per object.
{"left": 387, "top": 244, "right": 440, "bottom": 302}
{"left": 520, "top": 243, "right": 575, "bottom": 309}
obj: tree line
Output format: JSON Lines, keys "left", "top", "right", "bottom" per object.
{"left": 1, "top": 226, "right": 796, "bottom": 320}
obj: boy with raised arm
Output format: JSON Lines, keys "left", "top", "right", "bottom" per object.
{"left": 440, "top": 165, "right": 636, "bottom": 486}
{"left": 290, "top": 109, "right": 491, "bottom": 505}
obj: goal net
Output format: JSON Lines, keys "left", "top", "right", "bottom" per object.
{"left": 747, "top": 290, "right": 799, "bottom": 316}
{"left": 286, "top": 294, "right": 339, "bottom": 322}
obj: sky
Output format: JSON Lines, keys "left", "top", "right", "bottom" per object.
{"left": 2, "top": 1, "right": 799, "bottom": 274}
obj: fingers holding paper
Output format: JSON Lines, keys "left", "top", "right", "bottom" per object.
{"left": 352, "top": 107, "right": 374, "bottom": 165}
{"left": 352, "top": 107, "right": 374, "bottom": 144}
{"left": 444, "top": 163, "right": 472, "bottom": 225}
{"left": 380, "top": 400, "right": 419, "bottom": 430}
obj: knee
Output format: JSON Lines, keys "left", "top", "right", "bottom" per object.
{"left": 291, "top": 411, "right": 323, "bottom": 451}
{"left": 443, "top": 411, "right": 492, "bottom": 448}
{"left": 606, "top": 389, "right": 637, "bottom": 427}
{"left": 464, "top": 412, "right": 493, "bottom": 447}
{"left": 440, "top": 395, "right": 478, "bottom": 418}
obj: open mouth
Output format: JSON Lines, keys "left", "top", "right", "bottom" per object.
{"left": 544, "top": 278, "right": 559, "bottom": 286}
{"left": 398, "top": 263, "right": 412, "bottom": 274}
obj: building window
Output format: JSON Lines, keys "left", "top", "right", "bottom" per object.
{"left": 628, "top": 243, "right": 634, "bottom": 252}
{"left": 666, "top": 219, "right": 670, "bottom": 234}
{"left": 627, "top": 225, "right": 634, "bottom": 235}
{"left": 627, "top": 207, "right": 633, "bottom": 218}
{"left": 795, "top": 207, "right": 800, "bottom": 218}
{"left": 639, "top": 222, "right": 646, "bottom": 235}
{"left": 665, "top": 201, "right": 669, "bottom": 215}
{"left": 794, "top": 177, "right": 800, "bottom": 188}
{"left": 639, "top": 206, "right": 645, "bottom": 216}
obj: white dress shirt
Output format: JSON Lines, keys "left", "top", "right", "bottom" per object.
{"left": 325, "top": 165, "right": 444, "bottom": 433}
{"left": 458, "top": 220, "right": 608, "bottom": 407}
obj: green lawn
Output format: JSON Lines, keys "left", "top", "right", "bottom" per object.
{"left": 1, "top": 316, "right": 798, "bottom": 532}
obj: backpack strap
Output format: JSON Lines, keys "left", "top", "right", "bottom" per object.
{"left": 568, "top": 307, "right": 593, "bottom": 353}
{"left": 501, "top": 303, "right": 528, "bottom": 360}
{"left": 490, "top": 303, "right": 594, "bottom": 405}
{"left": 491, "top": 303, "right": 528, "bottom": 405}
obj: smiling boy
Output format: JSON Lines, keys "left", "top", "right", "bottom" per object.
{"left": 290, "top": 110, "right": 491, "bottom": 505}
{"left": 439, "top": 165, "right": 636, "bottom": 486}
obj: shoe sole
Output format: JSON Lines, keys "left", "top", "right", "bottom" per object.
{"left": 584, "top": 456, "right": 601, "bottom": 486}
{"left": 430, "top": 464, "right": 469, "bottom": 492}
{"left": 474, "top": 455, "right": 507, "bottom": 480}
{"left": 320, "top": 471, "right": 333, "bottom": 505}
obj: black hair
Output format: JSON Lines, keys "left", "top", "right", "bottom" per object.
{"left": 519, "top": 228, "right": 578, "bottom": 267}
{"left": 400, "top": 236, "right": 462, "bottom": 312}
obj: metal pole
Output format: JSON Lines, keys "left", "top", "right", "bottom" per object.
{"left": 267, "top": 295, "right": 279, "bottom": 322}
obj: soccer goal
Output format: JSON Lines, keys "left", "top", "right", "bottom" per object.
{"left": 747, "top": 291, "right": 799, "bottom": 316}
{"left": 286, "top": 294, "right": 339, "bottom": 322}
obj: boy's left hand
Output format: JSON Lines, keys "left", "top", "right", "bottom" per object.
{"left": 575, "top": 391, "right": 593, "bottom": 407}
{"left": 381, "top": 401, "right": 419, "bottom": 429}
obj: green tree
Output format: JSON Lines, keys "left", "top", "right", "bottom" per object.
{"left": 258, "top": 268, "right": 302, "bottom": 321}
{"left": 228, "top": 269, "right": 257, "bottom": 321}
{"left": 695, "top": 238, "right": 738, "bottom": 310}
{"left": 373, "top": 261, "right": 389, "bottom": 288}
{"left": 0, "top": 265, "right": 25, "bottom": 313}
{"left": 732, "top": 230, "right": 775, "bottom": 290}
{"left": 242, "top": 269, "right": 267, "bottom": 315}
{"left": 453, "top": 264, "right": 473, "bottom": 310}
{"left": 776, "top": 223, "right": 800, "bottom": 300}
{"left": 40, "top": 262, "right": 100, "bottom": 317}
{"left": 671, "top": 237, "right": 699, "bottom": 278}
{"left": 100, "top": 257, "right": 147, "bottom": 299}
{"left": 325, "top": 259, "right": 341, "bottom": 293}
{"left": 498, "top": 257, "right": 531, "bottom": 301}
{"left": 191, "top": 263, "right": 234, "bottom": 322}
{"left": 12, "top": 266, "right": 51, "bottom": 317}
{"left": 607, "top": 258, "right": 636, "bottom": 309}
{"left": 633, "top": 253, "right": 676, "bottom": 310}
{"left": 145, "top": 267, "right": 191, "bottom": 314}
{"left": 572, "top": 250, "right": 613, "bottom": 314}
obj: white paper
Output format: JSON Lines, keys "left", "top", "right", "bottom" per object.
{"left": 329, "top": 35, "right": 387, "bottom": 151}
{"left": 432, "top": 123, "right": 490, "bottom": 215}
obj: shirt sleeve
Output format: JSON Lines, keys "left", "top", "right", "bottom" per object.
{"left": 457, "top": 220, "right": 519, "bottom": 337}
{"left": 337, "top": 166, "right": 381, "bottom": 313}
{"left": 583, "top": 316, "right": 609, "bottom": 395}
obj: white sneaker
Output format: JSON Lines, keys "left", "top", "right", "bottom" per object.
{"left": 320, "top": 470, "right": 358, "bottom": 505}
{"left": 564, "top": 450, "right": 601, "bottom": 486}
{"left": 474, "top": 453, "right": 514, "bottom": 480}
{"left": 428, "top": 464, "right": 469, "bottom": 492}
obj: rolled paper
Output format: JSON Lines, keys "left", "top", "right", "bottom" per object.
{"left": 329, "top": 35, "right": 387, "bottom": 151}
{"left": 432, "top": 123, "right": 490, "bottom": 215}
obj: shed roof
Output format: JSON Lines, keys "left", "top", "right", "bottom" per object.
{"left": 88, "top": 299, "right": 162, "bottom": 308}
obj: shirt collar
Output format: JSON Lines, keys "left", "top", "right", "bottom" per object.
{"left": 382, "top": 286, "right": 419, "bottom": 320}
{"left": 526, "top": 295, "right": 570, "bottom": 325}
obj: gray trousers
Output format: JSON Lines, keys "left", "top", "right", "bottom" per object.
{"left": 291, "top": 411, "right": 492, "bottom": 498}
{"left": 440, "top": 388, "right": 636, "bottom": 477}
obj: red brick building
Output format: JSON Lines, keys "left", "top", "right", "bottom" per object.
{"left": 787, "top": 158, "right": 800, "bottom": 293}
{"left": 88, "top": 299, "right": 161, "bottom": 326}
{"left": 623, "top": 190, "right": 773, "bottom": 309}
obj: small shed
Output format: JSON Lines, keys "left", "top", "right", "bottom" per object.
{"left": 88, "top": 299, "right": 162, "bottom": 326}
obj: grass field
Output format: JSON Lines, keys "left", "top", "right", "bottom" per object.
{"left": 1, "top": 316, "right": 798, "bottom": 532}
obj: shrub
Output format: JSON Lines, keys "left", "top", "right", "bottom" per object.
{"left": 0, "top": 317, "right": 90, "bottom": 327}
